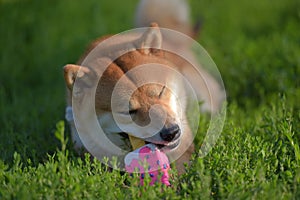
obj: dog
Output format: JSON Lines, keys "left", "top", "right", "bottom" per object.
{"left": 63, "top": 0, "right": 224, "bottom": 174}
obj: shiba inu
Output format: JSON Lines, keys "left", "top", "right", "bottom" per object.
{"left": 63, "top": 0, "right": 224, "bottom": 174}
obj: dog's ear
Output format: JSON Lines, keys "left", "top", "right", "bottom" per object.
{"left": 138, "top": 23, "right": 162, "bottom": 54}
{"left": 63, "top": 64, "right": 91, "bottom": 90}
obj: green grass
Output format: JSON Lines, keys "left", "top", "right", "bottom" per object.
{"left": 0, "top": 0, "right": 299, "bottom": 199}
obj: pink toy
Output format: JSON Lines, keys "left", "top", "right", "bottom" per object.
{"left": 124, "top": 144, "right": 170, "bottom": 186}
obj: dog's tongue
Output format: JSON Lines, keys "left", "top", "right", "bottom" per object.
{"left": 124, "top": 143, "right": 170, "bottom": 186}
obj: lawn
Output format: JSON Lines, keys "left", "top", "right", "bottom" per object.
{"left": 0, "top": 0, "right": 299, "bottom": 199}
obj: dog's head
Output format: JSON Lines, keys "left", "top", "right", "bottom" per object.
{"left": 64, "top": 24, "right": 188, "bottom": 153}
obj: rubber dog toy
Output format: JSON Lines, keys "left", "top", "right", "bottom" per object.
{"left": 129, "top": 135, "right": 145, "bottom": 150}
{"left": 125, "top": 143, "right": 170, "bottom": 186}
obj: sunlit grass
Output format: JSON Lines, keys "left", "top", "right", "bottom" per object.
{"left": 0, "top": 0, "right": 299, "bottom": 199}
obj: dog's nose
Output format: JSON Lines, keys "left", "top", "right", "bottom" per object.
{"left": 160, "top": 124, "right": 180, "bottom": 142}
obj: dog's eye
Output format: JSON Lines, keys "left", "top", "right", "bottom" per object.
{"left": 119, "top": 109, "right": 138, "bottom": 115}
{"left": 159, "top": 85, "right": 166, "bottom": 98}
{"left": 129, "top": 109, "right": 138, "bottom": 115}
